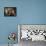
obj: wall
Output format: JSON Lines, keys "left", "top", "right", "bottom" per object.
{"left": 0, "top": 0, "right": 46, "bottom": 44}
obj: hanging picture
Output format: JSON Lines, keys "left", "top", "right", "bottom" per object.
{"left": 4, "top": 7, "right": 16, "bottom": 16}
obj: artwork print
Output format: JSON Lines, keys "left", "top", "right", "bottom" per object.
{"left": 4, "top": 7, "right": 16, "bottom": 16}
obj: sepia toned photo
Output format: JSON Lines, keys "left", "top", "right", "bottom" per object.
{"left": 4, "top": 7, "right": 16, "bottom": 17}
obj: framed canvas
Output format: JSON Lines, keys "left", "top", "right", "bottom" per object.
{"left": 4, "top": 7, "right": 17, "bottom": 17}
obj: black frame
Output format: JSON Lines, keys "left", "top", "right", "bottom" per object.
{"left": 4, "top": 7, "right": 17, "bottom": 17}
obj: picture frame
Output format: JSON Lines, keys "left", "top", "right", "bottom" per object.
{"left": 4, "top": 7, "right": 17, "bottom": 17}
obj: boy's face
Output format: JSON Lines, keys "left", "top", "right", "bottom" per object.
{"left": 7, "top": 9, "right": 15, "bottom": 16}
